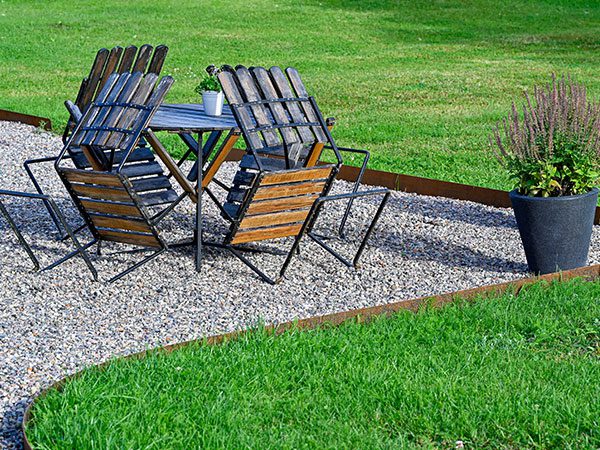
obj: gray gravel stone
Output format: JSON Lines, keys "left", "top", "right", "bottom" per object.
{"left": 1, "top": 120, "right": 598, "bottom": 448}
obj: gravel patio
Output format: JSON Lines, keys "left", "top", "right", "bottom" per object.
{"left": 2, "top": 120, "right": 599, "bottom": 448}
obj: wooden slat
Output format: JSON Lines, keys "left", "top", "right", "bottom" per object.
{"left": 117, "top": 74, "right": 172, "bottom": 149}
{"left": 239, "top": 154, "right": 301, "bottom": 171}
{"left": 239, "top": 209, "right": 310, "bottom": 229}
{"left": 233, "top": 170, "right": 257, "bottom": 186}
{"left": 120, "top": 161, "right": 165, "bottom": 178}
{"left": 148, "top": 45, "right": 168, "bottom": 74}
{"left": 268, "top": 66, "right": 315, "bottom": 143}
{"left": 251, "top": 66, "right": 300, "bottom": 145}
{"left": 218, "top": 67, "right": 264, "bottom": 150}
{"left": 261, "top": 166, "right": 333, "bottom": 185}
{"left": 78, "top": 48, "right": 109, "bottom": 110}
{"left": 98, "top": 46, "right": 123, "bottom": 92}
{"left": 231, "top": 223, "right": 303, "bottom": 244}
{"left": 254, "top": 181, "right": 326, "bottom": 200}
{"left": 70, "top": 184, "right": 132, "bottom": 202}
{"left": 81, "top": 199, "right": 142, "bottom": 217}
{"left": 61, "top": 169, "right": 122, "bottom": 187}
{"left": 90, "top": 215, "right": 152, "bottom": 233}
{"left": 139, "top": 189, "right": 180, "bottom": 206}
{"left": 235, "top": 66, "right": 280, "bottom": 147}
{"left": 118, "top": 45, "right": 138, "bottom": 72}
{"left": 245, "top": 195, "right": 318, "bottom": 215}
{"left": 286, "top": 67, "right": 327, "bottom": 142}
{"left": 98, "top": 229, "right": 161, "bottom": 248}
{"left": 71, "top": 146, "right": 155, "bottom": 169}
{"left": 226, "top": 186, "right": 250, "bottom": 203}
{"left": 133, "top": 44, "right": 153, "bottom": 72}
{"left": 93, "top": 72, "right": 145, "bottom": 146}
{"left": 131, "top": 175, "right": 172, "bottom": 192}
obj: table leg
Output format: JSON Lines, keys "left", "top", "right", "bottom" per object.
{"left": 196, "top": 132, "right": 203, "bottom": 272}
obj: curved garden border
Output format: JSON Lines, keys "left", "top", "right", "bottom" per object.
{"left": 22, "top": 263, "right": 600, "bottom": 449}
{"left": 0, "top": 109, "right": 52, "bottom": 130}
{"left": 5, "top": 110, "right": 600, "bottom": 447}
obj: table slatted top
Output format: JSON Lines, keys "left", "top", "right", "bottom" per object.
{"left": 150, "top": 103, "right": 238, "bottom": 132}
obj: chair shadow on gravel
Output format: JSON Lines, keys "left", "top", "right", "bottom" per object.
{"left": 379, "top": 230, "right": 528, "bottom": 273}
{"left": 387, "top": 195, "right": 518, "bottom": 230}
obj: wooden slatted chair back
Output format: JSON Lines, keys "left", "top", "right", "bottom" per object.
{"left": 215, "top": 65, "right": 333, "bottom": 168}
{"left": 73, "top": 44, "right": 169, "bottom": 120}
{"left": 60, "top": 73, "right": 178, "bottom": 208}
{"left": 225, "top": 165, "right": 337, "bottom": 245}
{"left": 57, "top": 168, "right": 165, "bottom": 249}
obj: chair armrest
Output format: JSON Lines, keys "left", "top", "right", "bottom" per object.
{"left": 65, "top": 100, "right": 83, "bottom": 123}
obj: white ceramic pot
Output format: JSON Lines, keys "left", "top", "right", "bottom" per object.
{"left": 202, "top": 91, "right": 224, "bottom": 116}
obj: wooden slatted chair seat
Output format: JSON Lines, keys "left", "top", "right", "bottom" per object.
{"left": 225, "top": 165, "right": 336, "bottom": 243}
{"left": 205, "top": 161, "right": 390, "bottom": 285}
{"left": 59, "top": 168, "right": 165, "bottom": 248}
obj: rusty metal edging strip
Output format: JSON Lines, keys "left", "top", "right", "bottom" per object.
{"left": 0, "top": 109, "right": 52, "bottom": 130}
{"left": 21, "top": 263, "right": 600, "bottom": 449}
{"left": 224, "top": 149, "right": 600, "bottom": 223}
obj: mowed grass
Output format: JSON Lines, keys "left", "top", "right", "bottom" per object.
{"left": 27, "top": 279, "right": 600, "bottom": 449}
{"left": 2, "top": 1, "right": 600, "bottom": 188}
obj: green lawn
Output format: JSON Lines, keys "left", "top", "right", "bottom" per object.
{"left": 2, "top": 1, "right": 600, "bottom": 189}
{"left": 26, "top": 279, "right": 600, "bottom": 449}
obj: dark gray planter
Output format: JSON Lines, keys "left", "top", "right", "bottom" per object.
{"left": 510, "top": 188, "right": 598, "bottom": 274}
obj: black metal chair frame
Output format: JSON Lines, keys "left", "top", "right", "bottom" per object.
{"left": 0, "top": 189, "right": 95, "bottom": 276}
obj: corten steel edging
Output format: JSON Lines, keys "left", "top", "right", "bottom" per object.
{"left": 21, "top": 263, "right": 600, "bottom": 449}
{"left": 223, "top": 148, "right": 600, "bottom": 223}
{"left": 0, "top": 109, "right": 52, "bottom": 130}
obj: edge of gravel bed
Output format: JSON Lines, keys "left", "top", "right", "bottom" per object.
{"left": 21, "top": 263, "right": 600, "bottom": 449}
{"left": 0, "top": 109, "right": 52, "bottom": 130}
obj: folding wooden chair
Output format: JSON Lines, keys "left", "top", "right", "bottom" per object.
{"left": 210, "top": 64, "right": 371, "bottom": 236}
{"left": 204, "top": 161, "right": 389, "bottom": 284}
{"left": 24, "top": 45, "right": 170, "bottom": 233}
{"left": 45, "top": 72, "right": 179, "bottom": 282}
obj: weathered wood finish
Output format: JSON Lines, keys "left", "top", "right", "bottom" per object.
{"left": 215, "top": 64, "right": 333, "bottom": 177}
{"left": 58, "top": 168, "right": 163, "bottom": 249}
{"left": 73, "top": 44, "right": 169, "bottom": 118}
{"left": 225, "top": 164, "right": 336, "bottom": 244}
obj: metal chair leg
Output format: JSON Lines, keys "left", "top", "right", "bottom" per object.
{"left": 335, "top": 147, "right": 370, "bottom": 237}
{"left": 44, "top": 199, "right": 98, "bottom": 281}
{"left": 108, "top": 247, "right": 166, "bottom": 283}
{"left": 0, "top": 200, "right": 40, "bottom": 270}
{"left": 23, "top": 156, "right": 63, "bottom": 234}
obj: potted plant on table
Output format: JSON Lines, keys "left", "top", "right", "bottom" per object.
{"left": 490, "top": 74, "right": 600, "bottom": 274}
{"left": 195, "top": 73, "right": 223, "bottom": 116}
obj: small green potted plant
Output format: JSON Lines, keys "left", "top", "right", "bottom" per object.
{"left": 195, "top": 73, "right": 223, "bottom": 116}
{"left": 490, "top": 74, "right": 600, "bottom": 274}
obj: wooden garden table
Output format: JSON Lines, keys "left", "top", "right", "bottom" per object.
{"left": 149, "top": 103, "right": 240, "bottom": 271}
